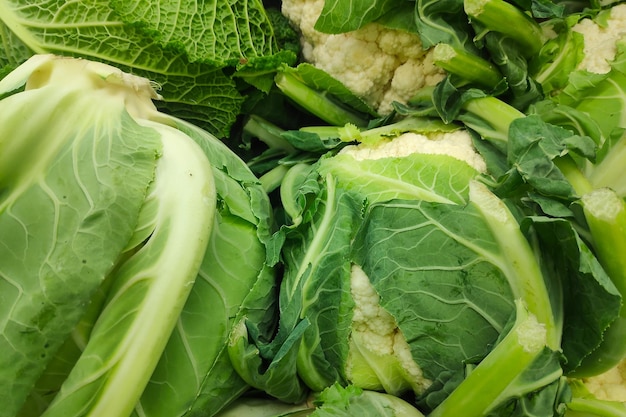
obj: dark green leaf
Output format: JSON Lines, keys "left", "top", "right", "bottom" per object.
{"left": 415, "top": 0, "right": 477, "bottom": 51}
{"left": 508, "top": 115, "right": 596, "bottom": 199}
{"left": 352, "top": 199, "right": 516, "bottom": 383}
{"left": 281, "top": 130, "right": 343, "bottom": 152}
{"left": 314, "top": 0, "right": 398, "bottom": 33}
{"left": 528, "top": 217, "right": 622, "bottom": 373}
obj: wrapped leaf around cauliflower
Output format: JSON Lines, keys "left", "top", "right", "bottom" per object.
{"left": 228, "top": 120, "right": 614, "bottom": 416}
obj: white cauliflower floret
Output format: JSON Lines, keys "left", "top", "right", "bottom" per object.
{"left": 281, "top": 0, "right": 445, "bottom": 115}
{"left": 380, "top": 55, "right": 443, "bottom": 112}
{"left": 572, "top": 4, "right": 626, "bottom": 74}
{"left": 339, "top": 129, "right": 487, "bottom": 173}
{"left": 350, "top": 265, "right": 397, "bottom": 356}
{"left": 348, "top": 264, "right": 431, "bottom": 394}
{"left": 582, "top": 358, "right": 626, "bottom": 402}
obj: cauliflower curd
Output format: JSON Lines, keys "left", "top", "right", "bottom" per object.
{"left": 281, "top": 0, "right": 445, "bottom": 114}
{"left": 348, "top": 265, "right": 432, "bottom": 395}
{"left": 339, "top": 129, "right": 488, "bottom": 173}
{"left": 583, "top": 358, "right": 626, "bottom": 402}
{"left": 334, "top": 129, "right": 487, "bottom": 396}
{"left": 573, "top": 3, "right": 626, "bottom": 74}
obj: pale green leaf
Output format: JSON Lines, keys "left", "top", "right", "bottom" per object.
{"left": 0, "top": 106, "right": 160, "bottom": 416}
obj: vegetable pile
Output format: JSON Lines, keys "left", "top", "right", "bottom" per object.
{"left": 1, "top": 0, "right": 626, "bottom": 416}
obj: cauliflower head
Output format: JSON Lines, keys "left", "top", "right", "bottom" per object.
{"left": 582, "top": 358, "right": 626, "bottom": 402}
{"left": 281, "top": 0, "right": 445, "bottom": 115}
{"left": 573, "top": 4, "right": 626, "bottom": 74}
{"left": 348, "top": 264, "right": 432, "bottom": 396}
{"left": 339, "top": 129, "right": 487, "bottom": 173}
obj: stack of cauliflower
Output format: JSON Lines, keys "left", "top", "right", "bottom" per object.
{"left": 281, "top": 0, "right": 626, "bottom": 405}
{"left": 281, "top": 0, "right": 446, "bottom": 115}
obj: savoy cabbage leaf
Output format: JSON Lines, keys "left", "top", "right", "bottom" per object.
{"left": 0, "top": 0, "right": 295, "bottom": 136}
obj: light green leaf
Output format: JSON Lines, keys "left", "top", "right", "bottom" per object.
{"left": 281, "top": 64, "right": 376, "bottom": 117}
{"left": 133, "top": 213, "right": 269, "bottom": 417}
{"left": 314, "top": 0, "right": 397, "bottom": 33}
{"left": 17, "top": 275, "right": 117, "bottom": 417}
{"left": 174, "top": 117, "right": 274, "bottom": 243}
{"left": 41, "top": 122, "right": 216, "bottom": 417}
{"left": 555, "top": 41, "right": 626, "bottom": 142}
{"left": 0, "top": 91, "right": 160, "bottom": 415}
{"left": 310, "top": 383, "right": 425, "bottom": 417}
{"left": 132, "top": 116, "right": 276, "bottom": 417}
{"left": 319, "top": 153, "right": 481, "bottom": 205}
